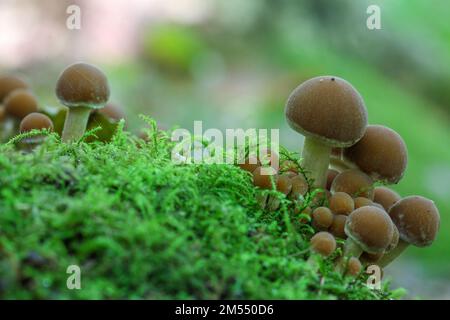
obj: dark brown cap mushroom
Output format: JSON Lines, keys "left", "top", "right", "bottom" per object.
{"left": 373, "top": 187, "right": 401, "bottom": 211}
{"left": 331, "top": 169, "right": 374, "bottom": 199}
{"left": 378, "top": 196, "right": 440, "bottom": 268}
{"left": 329, "top": 192, "right": 354, "bottom": 215}
{"left": 0, "top": 75, "right": 28, "bottom": 102}
{"left": 310, "top": 232, "right": 336, "bottom": 257}
{"left": 336, "top": 206, "right": 393, "bottom": 273}
{"left": 56, "top": 62, "right": 110, "bottom": 142}
{"left": 343, "top": 125, "right": 408, "bottom": 184}
{"left": 285, "top": 76, "right": 367, "bottom": 187}
{"left": 3, "top": 89, "right": 38, "bottom": 119}
{"left": 311, "top": 207, "right": 334, "bottom": 231}
{"left": 20, "top": 113, "right": 54, "bottom": 133}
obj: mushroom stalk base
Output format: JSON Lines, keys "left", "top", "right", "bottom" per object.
{"left": 301, "top": 138, "right": 331, "bottom": 188}
{"left": 336, "top": 239, "right": 363, "bottom": 274}
{"left": 61, "top": 106, "right": 91, "bottom": 142}
{"left": 377, "top": 240, "right": 409, "bottom": 268}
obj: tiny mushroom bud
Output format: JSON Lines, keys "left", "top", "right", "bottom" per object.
{"left": 329, "top": 192, "right": 354, "bottom": 215}
{"left": 373, "top": 186, "right": 401, "bottom": 211}
{"left": 0, "top": 75, "right": 28, "bottom": 102}
{"left": 267, "top": 174, "right": 292, "bottom": 211}
{"left": 285, "top": 76, "right": 367, "bottom": 188}
{"left": 56, "top": 62, "right": 110, "bottom": 142}
{"left": 378, "top": 196, "right": 440, "bottom": 267}
{"left": 4, "top": 89, "right": 38, "bottom": 119}
{"left": 346, "top": 257, "right": 362, "bottom": 277}
{"left": 343, "top": 125, "right": 408, "bottom": 184}
{"left": 331, "top": 169, "right": 374, "bottom": 199}
{"left": 336, "top": 206, "right": 393, "bottom": 273}
{"left": 310, "top": 232, "right": 336, "bottom": 257}
{"left": 354, "top": 197, "right": 373, "bottom": 209}
{"left": 329, "top": 214, "right": 347, "bottom": 239}
{"left": 252, "top": 166, "right": 277, "bottom": 190}
{"left": 312, "top": 207, "right": 334, "bottom": 231}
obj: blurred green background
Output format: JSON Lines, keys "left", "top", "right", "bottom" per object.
{"left": 1, "top": 0, "right": 449, "bottom": 298}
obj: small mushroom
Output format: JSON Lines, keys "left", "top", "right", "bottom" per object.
{"left": 378, "top": 196, "right": 440, "bottom": 267}
{"left": 336, "top": 206, "right": 393, "bottom": 272}
{"left": 345, "top": 257, "right": 362, "bottom": 277}
{"left": 311, "top": 207, "right": 334, "bottom": 231}
{"left": 3, "top": 89, "right": 38, "bottom": 119}
{"left": 373, "top": 187, "right": 401, "bottom": 211}
{"left": 361, "top": 225, "right": 399, "bottom": 265}
{"left": 329, "top": 214, "right": 347, "bottom": 239}
{"left": 308, "top": 232, "right": 336, "bottom": 265}
{"left": 19, "top": 112, "right": 54, "bottom": 146}
{"left": 354, "top": 197, "right": 373, "bottom": 209}
{"left": 329, "top": 192, "right": 354, "bottom": 215}
{"left": 56, "top": 62, "right": 110, "bottom": 142}
{"left": 288, "top": 174, "right": 309, "bottom": 201}
{"left": 0, "top": 75, "right": 28, "bottom": 102}
{"left": 343, "top": 125, "right": 408, "bottom": 184}
{"left": 331, "top": 169, "right": 374, "bottom": 199}
{"left": 285, "top": 76, "right": 367, "bottom": 188}
{"left": 326, "top": 168, "right": 339, "bottom": 190}
{"left": 267, "top": 173, "right": 292, "bottom": 211}
{"left": 252, "top": 166, "right": 277, "bottom": 208}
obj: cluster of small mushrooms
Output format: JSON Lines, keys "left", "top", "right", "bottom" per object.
{"left": 0, "top": 62, "right": 126, "bottom": 147}
{"left": 0, "top": 66, "right": 441, "bottom": 282}
{"left": 239, "top": 75, "right": 440, "bottom": 278}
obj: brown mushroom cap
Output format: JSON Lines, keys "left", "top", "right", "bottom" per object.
{"left": 388, "top": 196, "right": 440, "bottom": 247}
{"left": 98, "top": 102, "right": 125, "bottom": 121}
{"left": 326, "top": 169, "right": 339, "bottom": 190}
{"left": 289, "top": 174, "right": 309, "bottom": 200}
{"left": 386, "top": 224, "right": 399, "bottom": 252}
{"left": 310, "top": 232, "right": 336, "bottom": 257}
{"left": 373, "top": 187, "right": 401, "bottom": 211}
{"left": 331, "top": 169, "right": 374, "bottom": 199}
{"left": 252, "top": 166, "right": 277, "bottom": 190}
{"left": 276, "top": 174, "right": 293, "bottom": 195}
{"left": 285, "top": 76, "right": 368, "bottom": 147}
{"left": 312, "top": 207, "right": 334, "bottom": 230}
{"left": 354, "top": 197, "right": 373, "bottom": 209}
{"left": 346, "top": 257, "right": 362, "bottom": 276}
{"left": 329, "top": 192, "right": 355, "bottom": 215}
{"left": 56, "top": 62, "right": 110, "bottom": 109}
{"left": 360, "top": 252, "right": 383, "bottom": 264}
{"left": 343, "top": 125, "right": 408, "bottom": 184}
{"left": 345, "top": 206, "right": 394, "bottom": 254}
{"left": 20, "top": 112, "right": 54, "bottom": 132}
{"left": 0, "top": 105, "right": 5, "bottom": 122}
{"left": 4, "top": 89, "right": 38, "bottom": 119}
{"left": 329, "top": 214, "right": 347, "bottom": 239}
{"left": 0, "top": 75, "right": 28, "bottom": 102}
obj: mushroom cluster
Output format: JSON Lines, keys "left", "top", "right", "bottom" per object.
{"left": 237, "top": 75, "right": 440, "bottom": 279}
{"left": 0, "top": 75, "right": 53, "bottom": 145}
{"left": 0, "top": 63, "right": 131, "bottom": 146}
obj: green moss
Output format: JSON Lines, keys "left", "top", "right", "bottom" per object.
{"left": 0, "top": 119, "right": 401, "bottom": 299}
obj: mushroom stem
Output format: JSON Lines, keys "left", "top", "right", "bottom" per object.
{"left": 61, "top": 106, "right": 91, "bottom": 142}
{"left": 301, "top": 137, "right": 331, "bottom": 188}
{"left": 377, "top": 240, "right": 409, "bottom": 268}
{"left": 336, "top": 238, "right": 363, "bottom": 273}
{"left": 330, "top": 157, "right": 354, "bottom": 172}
